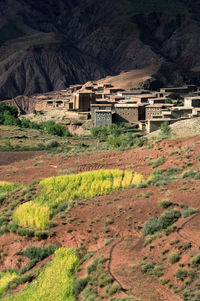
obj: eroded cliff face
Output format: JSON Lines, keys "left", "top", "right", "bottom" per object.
{"left": 0, "top": 0, "right": 200, "bottom": 99}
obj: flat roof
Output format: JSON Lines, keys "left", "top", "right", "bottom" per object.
{"left": 91, "top": 103, "right": 112, "bottom": 106}
{"left": 185, "top": 97, "right": 200, "bottom": 100}
{"left": 95, "top": 109, "right": 112, "bottom": 113}
{"left": 115, "top": 104, "right": 139, "bottom": 108}
{"left": 146, "top": 104, "right": 173, "bottom": 108}
{"left": 130, "top": 94, "right": 156, "bottom": 98}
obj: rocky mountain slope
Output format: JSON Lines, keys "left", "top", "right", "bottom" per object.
{"left": 1, "top": 0, "right": 200, "bottom": 99}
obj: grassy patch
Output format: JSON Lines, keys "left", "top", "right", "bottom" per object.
{"left": 147, "top": 156, "right": 166, "bottom": 168}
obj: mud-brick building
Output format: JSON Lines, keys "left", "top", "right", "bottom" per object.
{"left": 35, "top": 99, "right": 72, "bottom": 111}
{"left": 73, "top": 91, "right": 96, "bottom": 112}
{"left": 94, "top": 110, "right": 112, "bottom": 126}
{"left": 148, "top": 97, "right": 167, "bottom": 105}
{"left": 91, "top": 104, "right": 113, "bottom": 121}
{"left": 145, "top": 104, "right": 173, "bottom": 120}
{"left": 114, "top": 104, "right": 145, "bottom": 123}
{"left": 184, "top": 97, "right": 200, "bottom": 108}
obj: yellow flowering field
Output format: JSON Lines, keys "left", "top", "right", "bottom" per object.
{"left": 3, "top": 248, "right": 79, "bottom": 301}
{"left": 13, "top": 169, "right": 146, "bottom": 230}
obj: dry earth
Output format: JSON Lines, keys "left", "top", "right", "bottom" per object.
{"left": 0, "top": 135, "right": 200, "bottom": 300}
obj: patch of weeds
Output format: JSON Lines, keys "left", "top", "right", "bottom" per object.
{"left": 106, "top": 284, "right": 121, "bottom": 296}
{"left": 160, "top": 200, "right": 173, "bottom": 209}
{"left": 74, "top": 277, "right": 88, "bottom": 296}
{"left": 160, "top": 278, "right": 169, "bottom": 285}
{"left": 168, "top": 251, "right": 180, "bottom": 264}
{"left": 35, "top": 231, "right": 48, "bottom": 240}
{"left": 170, "top": 238, "right": 179, "bottom": 245}
{"left": 143, "top": 191, "right": 152, "bottom": 198}
{"left": 174, "top": 268, "right": 188, "bottom": 281}
{"left": 191, "top": 254, "right": 200, "bottom": 267}
{"left": 139, "top": 262, "right": 163, "bottom": 277}
{"left": 182, "top": 242, "right": 192, "bottom": 250}
{"left": 181, "top": 208, "right": 197, "bottom": 218}
{"left": 104, "top": 238, "right": 114, "bottom": 246}
{"left": 143, "top": 209, "right": 181, "bottom": 236}
{"left": 147, "top": 156, "right": 166, "bottom": 168}
{"left": 20, "top": 244, "right": 58, "bottom": 274}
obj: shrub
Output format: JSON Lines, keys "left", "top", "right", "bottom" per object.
{"left": 181, "top": 208, "right": 197, "bottom": 218}
{"left": 174, "top": 268, "right": 188, "bottom": 281}
{"left": 46, "top": 140, "right": 60, "bottom": 149}
{"left": 160, "top": 200, "right": 173, "bottom": 209}
{"left": 148, "top": 156, "right": 166, "bottom": 168}
{"left": 81, "top": 287, "right": 97, "bottom": 301}
{"left": 23, "top": 245, "right": 58, "bottom": 261}
{"left": 33, "top": 231, "right": 46, "bottom": 240}
{"left": 106, "top": 284, "right": 121, "bottom": 296}
{"left": 74, "top": 278, "right": 88, "bottom": 296}
{"left": 139, "top": 262, "right": 163, "bottom": 277}
{"left": 168, "top": 251, "right": 180, "bottom": 264}
{"left": 143, "top": 210, "right": 181, "bottom": 236}
{"left": 191, "top": 254, "right": 200, "bottom": 267}
{"left": 20, "top": 245, "right": 58, "bottom": 273}
{"left": 160, "top": 122, "right": 171, "bottom": 138}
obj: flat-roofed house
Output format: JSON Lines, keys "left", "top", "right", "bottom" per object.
{"left": 114, "top": 104, "right": 145, "bottom": 123}
{"left": 184, "top": 97, "right": 200, "bottom": 108}
{"left": 145, "top": 104, "right": 173, "bottom": 120}
{"left": 94, "top": 110, "right": 112, "bottom": 127}
{"left": 91, "top": 103, "right": 113, "bottom": 121}
{"left": 73, "top": 91, "right": 96, "bottom": 112}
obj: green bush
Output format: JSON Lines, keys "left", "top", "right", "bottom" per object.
{"left": 74, "top": 277, "right": 88, "bottom": 296}
{"left": 191, "top": 254, "right": 200, "bottom": 267}
{"left": 143, "top": 210, "right": 181, "bottom": 236}
{"left": 139, "top": 262, "right": 163, "bottom": 277}
{"left": 106, "top": 284, "right": 121, "bottom": 296}
{"left": 46, "top": 140, "right": 60, "bottom": 148}
{"left": 160, "top": 200, "right": 173, "bottom": 209}
{"left": 160, "top": 122, "right": 171, "bottom": 138}
{"left": 174, "top": 268, "right": 188, "bottom": 281}
{"left": 168, "top": 251, "right": 180, "bottom": 264}
{"left": 148, "top": 156, "right": 166, "bottom": 168}
{"left": 35, "top": 231, "right": 48, "bottom": 240}
{"left": 23, "top": 245, "right": 57, "bottom": 261}
{"left": 181, "top": 208, "right": 197, "bottom": 218}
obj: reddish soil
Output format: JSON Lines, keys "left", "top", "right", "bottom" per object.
{"left": 0, "top": 135, "right": 200, "bottom": 300}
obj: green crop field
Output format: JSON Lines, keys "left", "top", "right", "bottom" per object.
{"left": 3, "top": 248, "right": 79, "bottom": 301}
{"left": 13, "top": 169, "right": 146, "bottom": 230}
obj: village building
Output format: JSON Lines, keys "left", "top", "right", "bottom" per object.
{"left": 145, "top": 104, "right": 173, "bottom": 120}
{"left": 160, "top": 85, "right": 197, "bottom": 95}
{"left": 73, "top": 91, "right": 96, "bottom": 112}
{"left": 129, "top": 93, "right": 158, "bottom": 103}
{"left": 148, "top": 97, "right": 167, "bottom": 105}
{"left": 184, "top": 96, "right": 200, "bottom": 108}
{"left": 94, "top": 110, "right": 112, "bottom": 127}
{"left": 91, "top": 104, "right": 113, "bottom": 121}
{"left": 114, "top": 104, "right": 145, "bottom": 123}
